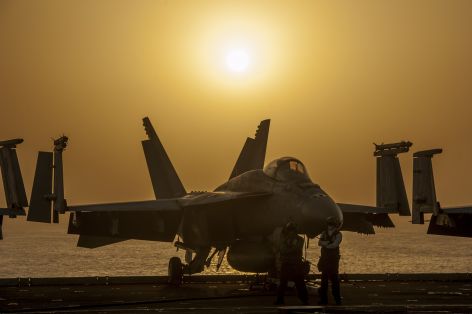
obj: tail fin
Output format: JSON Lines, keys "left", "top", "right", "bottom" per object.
{"left": 412, "top": 149, "right": 442, "bottom": 224}
{"left": 229, "top": 119, "right": 270, "bottom": 179}
{"left": 0, "top": 138, "right": 28, "bottom": 239}
{"left": 27, "top": 136, "right": 68, "bottom": 223}
{"left": 374, "top": 141, "right": 412, "bottom": 216}
{"left": 141, "top": 117, "right": 186, "bottom": 199}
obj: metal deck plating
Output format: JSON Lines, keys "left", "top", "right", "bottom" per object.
{"left": 1, "top": 274, "right": 471, "bottom": 313}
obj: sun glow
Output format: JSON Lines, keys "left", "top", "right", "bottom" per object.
{"left": 183, "top": 13, "right": 288, "bottom": 91}
{"left": 225, "top": 49, "right": 250, "bottom": 73}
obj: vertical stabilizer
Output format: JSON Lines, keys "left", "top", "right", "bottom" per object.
{"left": 229, "top": 119, "right": 270, "bottom": 179}
{"left": 374, "top": 141, "right": 412, "bottom": 216}
{"left": 412, "top": 149, "right": 442, "bottom": 224}
{"left": 142, "top": 117, "right": 186, "bottom": 199}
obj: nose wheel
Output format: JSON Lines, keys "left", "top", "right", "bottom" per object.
{"left": 168, "top": 256, "right": 183, "bottom": 286}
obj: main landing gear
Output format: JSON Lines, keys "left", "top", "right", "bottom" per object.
{"left": 167, "top": 245, "right": 211, "bottom": 286}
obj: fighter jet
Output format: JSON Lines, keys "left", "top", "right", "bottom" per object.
{"left": 0, "top": 138, "right": 28, "bottom": 240}
{"left": 27, "top": 118, "right": 410, "bottom": 283}
{"left": 412, "top": 149, "right": 472, "bottom": 237}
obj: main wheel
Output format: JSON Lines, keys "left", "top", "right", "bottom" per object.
{"left": 168, "top": 256, "right": 183, "bottom": 286}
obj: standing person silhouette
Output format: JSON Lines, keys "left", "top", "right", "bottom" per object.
{"left": 274, "top": 222, "right": 309, "bottom": 305}
{"left": 317, "top": 216, "right": 342, "bottom": 305}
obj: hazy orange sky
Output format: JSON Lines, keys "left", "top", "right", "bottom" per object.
{"left": 1, "top": 0, "right": 472, "bottom": 218}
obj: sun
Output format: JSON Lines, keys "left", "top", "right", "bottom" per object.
{"left": 225, "top": 49, "right": 250, "bottom": 73}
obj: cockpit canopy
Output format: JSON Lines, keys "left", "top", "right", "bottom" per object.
{"left": 263, "top": 157, "right": 311, "bottom": 182}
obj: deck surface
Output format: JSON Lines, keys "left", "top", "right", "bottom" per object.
{"left": 0, "top": 274, "right": 471, "bottom": 313}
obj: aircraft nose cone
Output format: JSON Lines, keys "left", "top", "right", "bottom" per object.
{"left": 301, "top": 194, "right": 343, "bottom": 237}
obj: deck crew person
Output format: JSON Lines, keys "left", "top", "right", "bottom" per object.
{"left": 275, "top": 222, "right": 309, "bottom": 305}
{"left": 317, "top": 216, "right": 342, "bottom": 305}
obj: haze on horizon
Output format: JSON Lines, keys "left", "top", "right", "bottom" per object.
{"left": 1, "top": 0, "right": 472, "bottom": 230}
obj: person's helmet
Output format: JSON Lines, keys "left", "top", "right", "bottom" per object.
{"left": 284, "top": 221, "right": 297, "bottom": 233}
{"left": 326, "top": 216, "right": 340, "bottom": 227}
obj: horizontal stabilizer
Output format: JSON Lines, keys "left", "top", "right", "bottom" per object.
{"left": 341, "top": 213, "right": 375, "bottom": 234}
{"left": 27, "top": 152, "right": 53, "bottom": 223}
{"left": 77, "top": 235, "right": 127, "bottom": 248}
{"left": 337, "top": 203, "right": 397, "bottom": 214}
{"left": 366, "top": 213, "right": 395, "bottom": 228}
{"left": 338, "top": 204, "right": 395, "bottom": 233}
{"left": 142, "top": 117, "right": 186, "bottom": 199}
{"left": 230, "top": 119, "right": 270, "bottom": 179}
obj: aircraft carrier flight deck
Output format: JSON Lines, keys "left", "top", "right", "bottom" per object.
{"left": 1, "top": 273, "right": 471, "bottom": 313}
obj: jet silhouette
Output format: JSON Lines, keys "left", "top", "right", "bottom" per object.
{"left": 26, "top": 118, "right": 410, "bottom": 283}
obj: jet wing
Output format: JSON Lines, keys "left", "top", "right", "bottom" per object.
{"left": 67, "top": 191, "right": 271, "bottom": 212}
{"left": 441, "top": 206, "right": 472, "bottom": 214}
{"left": 66, "top": 199, "right": 183, "bottom": 244}
{"left": 67, "top": 199, "right": 181, "bottom": 212}
{"left": 425, "top": 205, "right": 472, "bottom": 237}
{"left": 337, "top": 203, "right": 396, "bottom": 234}
{"left": 65, "top": 191, "right": 271, "bottom": 246}
{"left": 180, "top": 191, "right": 271, "bottom": 208}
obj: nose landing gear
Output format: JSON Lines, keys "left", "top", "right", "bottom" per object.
{"left": 168, "top": 256, "right": 183, "bottom": 286}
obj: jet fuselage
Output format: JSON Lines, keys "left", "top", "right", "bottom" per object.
{"left": 179, "top": 157, "right": 343, "bottom": 250}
